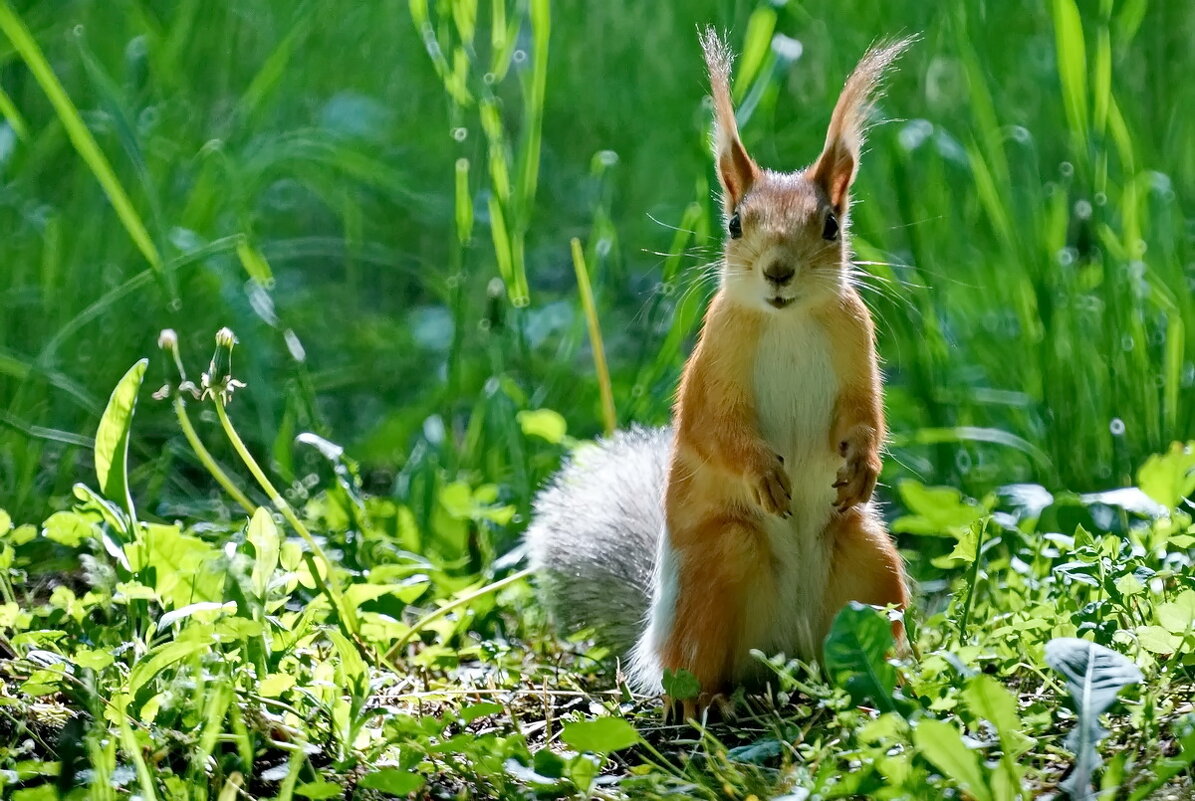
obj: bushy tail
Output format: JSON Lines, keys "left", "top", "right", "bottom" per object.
{"left": 524, "top": 426, "right": 671, "bottom": 656}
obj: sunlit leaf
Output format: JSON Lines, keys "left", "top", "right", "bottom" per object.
{"left": 560, "top": 717, "right": 640, "bottom": 754}
{"left": 1136, "top": 626, "right": 1181, "bottom": 654}
{"left": 913, "top": 719, "right": 994, "bottom": 801}
{"left": 247, "top": 508, "right": 280, "bottom": 600}
{"left": 41, "top": 511, "right": 96, "bottom": 548}
{"left": 823, "top": 602, "right": 898, "bottom": 713}
{"left": 893, "top": 482, "right": 987, "bottom": 537}
{"left": 295, "top": 780, "right": 343, "bottom": 799}
{"left": 1136, "top": 442, "right": 1195, "bottom": 508}
{"left": 93, "top": 359, "right": 147, "bottom": 526}
{"left": 516, "top": 408, "right": 567, "bottom": 444}
{"left": 358, "top": 768, "right": 424, "bottom": 796}
{"left": 661, "top": 667, "right": 701, "bottom": 701}
{"left": 128, "top": 639, "right": 210, "bottom": 696}
{"left": 1157, "top": 590, "right": 1195, "bottom": 634}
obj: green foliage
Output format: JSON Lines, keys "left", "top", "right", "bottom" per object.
{"left": 823, "top": 602, "right": 901, "bottom": 714}
{"left": 559, "top": 718, "right": 640, "bottom": 754}
{"left": 92, "top": 359, "right": 147, "bottom": 530}
{"left": 0, "top": 0, "right": 1193, "bottom": 798}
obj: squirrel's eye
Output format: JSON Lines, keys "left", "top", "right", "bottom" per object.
{"left": 728, "top": 212, "right": 742, "bottom": 239}
{"left": 822, "top": 212, "right": 839, "bottom": 242}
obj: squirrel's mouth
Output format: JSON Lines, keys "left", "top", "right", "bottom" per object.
{"left": 768, "top": 296, "right": 795, "bottom": 309}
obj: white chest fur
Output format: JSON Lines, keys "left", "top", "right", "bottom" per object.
{"left": 739, "top": 310, "right": 841, "bottom": 675}
{"left": 752, "top": 311, "right": 839, "bottom": 465}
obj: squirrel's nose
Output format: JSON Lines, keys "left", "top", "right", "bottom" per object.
{"left": 763, "top": 260, "right": 795, "bottom": 286}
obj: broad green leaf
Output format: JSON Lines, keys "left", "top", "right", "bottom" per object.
{"left": 141, "top": 524, "right": 223, "bottom": 608}
{"left": 913, "top": 719, "right": 994, "bottom": 801}
{"left": 1136, "top": 442, "right": 1195, "bottom": 508}
{"left": 931, "top": 519, "right": 983, "bottom": 569}
{"left": 566, "top": 753, "right": 599, "bottom": 795}
{"left": 327, "top": 629, "right": 366, "bottom": 686}
{"left": 41, "top": 511, "right": 96, "bottom": 548}
{"left": 113, "top": 581, "right": 158, "bottom": 602}
{"left": 128, "top": 639, "right": 209, "bottom": 696}
{"left": 11, "top": 785, "right": 57, "bottom": 801}
{"left": 823, "top": 602, "right": 898, "bottom": 713}
{"left": 8, "top": 525, "right": 35, "bottom": 546}
{"left": 1114, "top": 574, "right": 1145, "bottom": 598}
{"left": 964, "top": 674, "right": 1024, "bottom": 744}
{"left": 460, "top": 702, "right": 504, "bottom": 722}
{"left": 259, "top": 673, "right": 296, "bottom": 697}
{"left": 1157, "top": 590, "right": 1195, "bottom": 634}
{"left": 295, "top": 780, "right": 343, "bottom": 799}
{"left": 72, "top": 648, "right": 115, "bottom": 671}
{"left": 893, "top": 482, "right": 986, "bottom": 537}
{"left": 1044, "top": 638, "right": 1143, "bottom": 801}
{"left": 560, "top": 717, "right": 640, "bottom": 754}
{"left": 344, "top": 581, "right": 428, "bottom": 609}
{"left": 1136, "top": 626, "right": 1181, "bottom": 654}
{"left": 247, "top": 508, "right": 280, "bottom": 599}
{"left": 359, "top": 768, "right": 424, "bottom": 796}
{"left": 94, "top": 359, "right": 148, "bottom": 524}
{"left": 661, "top": 667, "right": 700, "bottom": 700}
{"left": 516, "top": 408, "right": 567, "bottom": 444}
{"left": 964, "top": 674, "right": 1032, "bottom": 796}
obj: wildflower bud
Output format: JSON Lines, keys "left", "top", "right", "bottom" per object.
{"left": 201, "top": 327, "right": 246, "bottom": 403}
{"left": 157, "top": 328, "right": 179, "bottom": 351}
{"left": 210, "top": 327, "right": 237, "bottom": 380}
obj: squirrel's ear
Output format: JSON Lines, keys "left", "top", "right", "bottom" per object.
{"left": 700, "top": 28, "right": 757, "bottom": 211}
{"left": 810, "top": 37, "right": 914, "bottom": 212}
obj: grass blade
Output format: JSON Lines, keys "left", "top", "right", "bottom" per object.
{"left": 0, "top": 2, "right": 166, "bottom": 288}
{"left": 570, "top": 237, "right": 616, "bottom": 435}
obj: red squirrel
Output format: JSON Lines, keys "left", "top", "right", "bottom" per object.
{"left": 527, "top": 30, "right": 911, "bottom": 716}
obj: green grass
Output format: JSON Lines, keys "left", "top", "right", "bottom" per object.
{"left": 0, "top": 0, "right": 1193, "bottom": 798}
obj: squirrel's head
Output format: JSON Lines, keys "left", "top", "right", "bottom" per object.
{"left": 700, "top": 30, "right": 913, "bottom": 314}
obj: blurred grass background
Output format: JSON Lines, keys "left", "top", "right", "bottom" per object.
{"left": 0, "top": 0, "right": 1192, "bottom": 542}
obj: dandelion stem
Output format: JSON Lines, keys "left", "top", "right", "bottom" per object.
{"left": 385, "top": 567, "right": 533, "bottom": 659}
{"left": 172, "top": 396, "right": 255, "bottom": 514}
{"left": 212, "top": 395, "right": 358, "bottom": 638}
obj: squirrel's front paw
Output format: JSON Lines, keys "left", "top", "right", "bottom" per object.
{"left": 750, "top": 452, "right": 791, "bottom": 517}
{"left": 833, "top": 443, "right": 879, "bottom": 510}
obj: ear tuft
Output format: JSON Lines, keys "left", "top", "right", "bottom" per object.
{"left": 699, "top": 27, "right": 758, "bottom": 212}
{"left": 811, "top": 36, "right": 916, "bottom": 211}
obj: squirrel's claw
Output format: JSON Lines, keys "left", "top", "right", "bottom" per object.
{"left": 834, "top": 449, "right": 879, "bottom": 510}
{"left": 751, "top": 453, "right": 792, "bottom": 517}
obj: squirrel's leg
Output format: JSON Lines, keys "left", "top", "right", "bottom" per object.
{"left": 661, "top": 513, "right": 766, "bottom": 719}
{"left": 821, "top": 506, "right": 908, "bottom": 648}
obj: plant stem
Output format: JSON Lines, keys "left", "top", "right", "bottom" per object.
{"left": 570, "top": 237, "right": 616, "bottom": 436}
{"left": 957, "top": 517, "right": 988, "bottom": 646}
{"left": 212, "top": 396, "right": 357, "bottom": 638}
{"left": 172, "top": 396, "right": 255, "bottom": 514}
{"left": 385, "top": 567, "right": 533, "bottom": 660}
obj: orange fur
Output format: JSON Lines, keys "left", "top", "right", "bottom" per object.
{"left": 814, "top": 293, "right": 885, "bottom": 510}
{"left": 822, "top": 506, "right": 909, "bottom": 645}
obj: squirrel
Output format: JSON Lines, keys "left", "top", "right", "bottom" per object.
{"left": 526, "top": 30, "right": 912, "bottom": 715}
